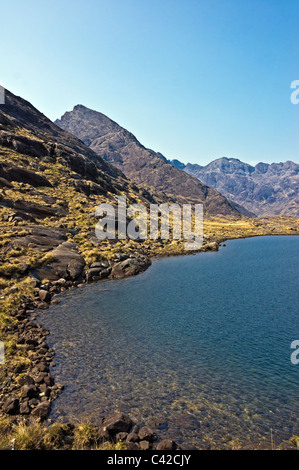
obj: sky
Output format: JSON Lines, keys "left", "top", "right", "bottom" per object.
{"left": 0, "top": 0, "right": 298, "bottom": 166}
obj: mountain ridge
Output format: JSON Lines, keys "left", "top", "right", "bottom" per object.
{"left": 168, "top": 156, "right": 299, "bottom": 217}
{"left": 56, "top": 106, "right": 245, "bottom": 218}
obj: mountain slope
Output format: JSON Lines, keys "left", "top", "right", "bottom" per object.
{"left": 0, "top": 89, "right": 178, "bottom": 286}
{"left": 169, "top": 157, "right": 299, "bottom": 217}
{"left": 56, "top": 106, "right": 242, "bottom": 218}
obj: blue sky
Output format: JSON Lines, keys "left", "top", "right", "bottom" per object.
{"left": 0, "top": 0, "right": 298, "bottom": 165}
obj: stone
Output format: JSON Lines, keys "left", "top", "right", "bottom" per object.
{"left": 139, "top": 440, "right": 150, "bottom": 450}
{"left": 19, "top": 401, "right": 31, "bottom": 415}
{"left": 31, "top": 401, "right": 51, "bottom": 419}
{"left": 156, "top": 439, "right": 179, "bottom": 450}
{"left": 138, "top": 426, "right": 157, "bottom": 442}
{"left": 39, "top": 289, "right": 51, "bottom": 303}
{"left": 126, "top": 442, "right": 140, "bottom": 450}
{"left": 21, "top": 385, "right": 39, "bottom": 399}
{"left": 36, "top": 362, "right": 49, "bottom": 373}
{"left": 100, "top": 412, "right": 133, "bottom": 435}
{"left": 126, "top": 432, "right": 139, "bottom": 443}
{"left": 116, "top": 432, "right": 128, "bottom": 442}
{"left": 3, "top": 398, "right": 19, "bottom": 415}
{"left": 111, "top": 257, "right": 151, "bottom": 279}
{"left": 18, "top": 375, "right": 35, "bottom": 386}
{"left": 43, "top": 374, "right": 55, "bottom": 386}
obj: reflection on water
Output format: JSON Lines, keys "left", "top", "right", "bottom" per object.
{"left": 38, "top": 236, "right": 299, "bottom": 449}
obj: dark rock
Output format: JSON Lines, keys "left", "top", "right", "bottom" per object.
{"left": 36, "top": 362, "right": 49, "bottom": 373}
{"left": 17, "top": 375, "right": 35, "bottom": 386}
{"left": 202, "top": 242, "right": 219, "bottom": 252}
{"left": 100, "top": 412, "right": 133, "bottom": 435}
{"left": 35, "top": 373, "right": 48, "bottom": 384}
{"left": 0, "top": 161, "right": 52, "bottom": 187}
{"left": 35, "top": 242, "right": 85, "bottom": 281}
{"left": 39, "top": 384, "right": 51, "bottom": 397}
{"left": 116, "top": 432, "right": 128, "bottom": 442}
{"left": 14, "top": 363, "right": 26, "bottom": 374}
{"left": 132, "top": 424, "right": 140, "bottom": 434}
{"left": 31, "top": 401, "right": 51, "bottom": 419}
{"left": 156, "top": 439, "right": 179, "bottom": 450}
{"left": 28, "top": 398, "right": 40, "bottom": 408}
{"left": 63, "top": 435, "right": 74, "bottom": 446}
{"left": 0, "top": 132, "right": 48, "bottom": 159}
{"left": 3, "top": 398, "right": 19, "bottom": 415}
{"left": 38, "top": 289, "right": 51, "bottom": 302}
{"left": 21, "top": 385, "right": 39, "bottom": 399}
{"left": 139, "top": 440, "right": 150, "bottom": 450}
{"left": 111, "top": 257, "right": 151, "bottom": 279}
{"left": 43, "top": 374, "right": 55, "bottom": 386}
{"left": 126, "top": 442, "right": 140, "bottom": 450}
{"left": 126, "top": 432, "right": 140, "bottom": 443}
{"left": 19, "top": 401, "right": 31, "bottom": 415}
{"left": 138, "top": 426, "right": 157, "bottom": 442}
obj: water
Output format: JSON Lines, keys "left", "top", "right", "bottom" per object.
{"left": 38, "top": 236, "right": 299, "bottom": 449}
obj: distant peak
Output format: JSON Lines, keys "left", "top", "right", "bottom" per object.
{"left": 73, "top": 104, "right": 88, "bottom": 111}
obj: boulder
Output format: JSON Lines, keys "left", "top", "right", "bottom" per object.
{"left": 39, "top": 289, "right": 51, "bottom": 303}
{"left": 156, "top": 439, "right": 180, "bottom": 450}
{"left": 111, "top": 257, "right": 150, "bottom": 279}
{"left": 21, "top": 385, "right": 39, "bottom": 399}
{"left": 126, "top": 433, "right": 139, "bottom": 443}
{"left": 139, "top": 440, "right": 150, "bottom": 450}
{"left": 3, "top": 398, "right": 19, "bottom": 415}
{"left": 19, "top": 401, "right": 31, "bottom": 415}
{"left": 17, "top": 375, "right": 35, "bottom": 386}
{"left": 31, "top": 401, "right": 51, "bottom": 420}
{"left": 0, "top": 161, "right": 52, "bottom": 187}
{"left": 34, "top": 242, "right": 85, "bottom": 281}
{"left": 115, "top": 432, "right": 128, "bottom": 442}
{"left": 100, "top": 412, "right": 133, "bottom": 435}
{"left": 202, "top": 242, "right": 219, "bottom": 252}
{"left": 138, "top": 426, "right": 157, "bottom": 443}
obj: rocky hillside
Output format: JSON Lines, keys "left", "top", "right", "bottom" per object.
{"left": 170, "top": 157, "right": 299, "bottom": 217}
{"left": 0, "top": 89, "right": 173, "bottom": 285}
{"left": 56, "top": 106, "right": 243, "bottom": 218}
{"left": 0, "top": 89, "right": 184, "bottom": 423}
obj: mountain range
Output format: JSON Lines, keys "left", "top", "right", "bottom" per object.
{"left": 55, "top": 106, "right": 243, "bottom": 217}
{"left": 56, "top": 106, "right": 298, "bottom": 218}
{"left": 169, "top": 157, "right": 299, "bottom": 217}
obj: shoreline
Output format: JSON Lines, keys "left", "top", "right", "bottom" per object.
{"left": 0, "top": 231, "right": 298, "bottom": 450}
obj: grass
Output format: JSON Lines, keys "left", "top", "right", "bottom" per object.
{"left": 0, "top": 418, "right": 127, "bottom": 450}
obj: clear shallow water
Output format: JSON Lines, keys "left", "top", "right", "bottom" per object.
{"left": 38, "top": 236, "right": 299, "bottom": 449}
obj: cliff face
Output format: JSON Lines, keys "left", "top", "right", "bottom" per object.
{"left": 56, "top": 106, "right": 243, "bottom": 218}
{"left": 169, "top": 157, "right": 299, "bottom": 217}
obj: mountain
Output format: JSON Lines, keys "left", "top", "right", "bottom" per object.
{"left": 55, "top": 106, "right": 243, "bottom": 218}
{"left": 0, "top": 89, "right": 176, "bottom": 284}
{"left": 168, "top": 157, "right": 299, "bottom": 217}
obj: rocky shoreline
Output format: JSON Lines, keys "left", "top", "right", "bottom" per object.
{"left": 0, "top": 250, "right": 152, "bottom": 418}
{"left": 0, "top": 250, "right": 188, "bottom": 450}
{"left": 1, "top": 238, "right": 298, "bottom": 450}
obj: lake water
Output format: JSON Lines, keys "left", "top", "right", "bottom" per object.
{"left": 38, "top": 236, "right": 299, "bottom": 449}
